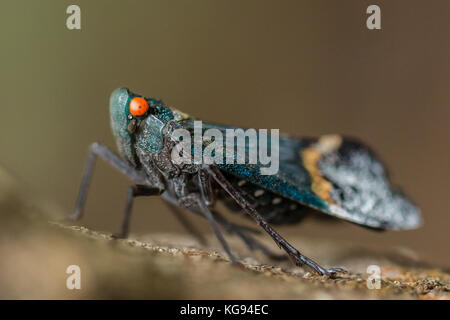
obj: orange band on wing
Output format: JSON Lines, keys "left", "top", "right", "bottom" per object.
{"left": 301, "top": 135, "right": 342, "bottom": 203}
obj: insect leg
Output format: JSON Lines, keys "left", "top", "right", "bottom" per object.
{"left": 68, "top": 142, "right": 148, "bottom": 221}
{"left": 206, "top": 166, "right": 345, "bottom": 276}
{"left": 198, "top": 166, "right": 215, "bottom": 206}
{"left": 113, "top": 185, "right": 161, "bottom": 239}
{"left": 212, "top": 211, "right": 287, "bottom": 261}
{"left": 164, "top": 184, "right": 279, "bottom": 259}
{"left": 199, "top": 167, "right": 282, "bottom": 262}
{"left": 179, "top": 193, "right": 238, "bottom": 265}
{"left": 163, "top": 201, "right": 208, "bottom": 245}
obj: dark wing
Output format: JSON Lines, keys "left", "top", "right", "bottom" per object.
{"left": 179, "top": 120, "right": 422, "bottom": 230}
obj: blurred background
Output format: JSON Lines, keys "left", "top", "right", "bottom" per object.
{"left": 0, "top": 0, "right": 449, "bottom": 268}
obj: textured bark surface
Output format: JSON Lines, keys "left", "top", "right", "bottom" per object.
{"left": 0, "top": 166, "right": 448, "bottom": 299}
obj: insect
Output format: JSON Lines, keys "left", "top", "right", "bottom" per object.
{"left": 68, "top": 88, "right": 422, "bottom": 276}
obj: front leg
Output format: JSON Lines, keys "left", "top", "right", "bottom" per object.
{"left": 68, "top": 142, "right": 149, "bottom": 221}
{"left": 113, "top": 185, "right": 161, "bottom": 239}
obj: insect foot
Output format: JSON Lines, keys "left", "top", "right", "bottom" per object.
{"left": 111, "top": 232, "right": 128, "bottom": 240}
{"left": 323, "top": 267, "right": 348, "bottom": 278}
{"left": 310, "top": 265, "right": 348, "bottom": 278}
{"left": 60, "top": 213, "right": 81, "bottom": 222}
{"left": 288, "top": 251, "right": 347, "bottom": 277}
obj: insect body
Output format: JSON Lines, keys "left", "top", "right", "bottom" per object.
{"left": 69, "top": 88, "right": 422, "bottom": 276}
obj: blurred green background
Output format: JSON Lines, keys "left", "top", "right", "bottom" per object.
{"left": 0, "top": 0, "right": 449, "bottom": 267}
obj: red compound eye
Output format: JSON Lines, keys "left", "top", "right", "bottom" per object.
{"left": 129, "top": 97, "right": 149, "bottom": 116}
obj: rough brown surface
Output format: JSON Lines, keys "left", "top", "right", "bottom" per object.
{"left": 0, "top": 166, "right": 448, "bottom": 299}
